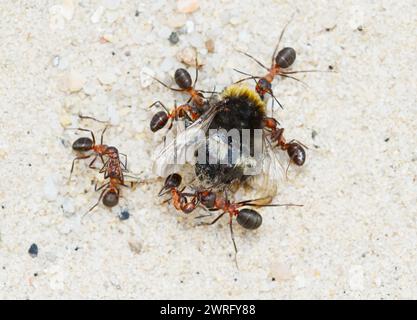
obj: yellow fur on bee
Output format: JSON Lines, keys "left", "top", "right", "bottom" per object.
{"left": 222, "top": 85, "right": 266, "bottom": 113}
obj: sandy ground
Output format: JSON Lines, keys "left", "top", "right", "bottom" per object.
{"left": 0, "top": 0, "right": 416, "bottom": 299}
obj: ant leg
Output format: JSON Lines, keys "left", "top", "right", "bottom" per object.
{"left": 288, "top": 139, "right": 308, "bottom": 149}
{"left": 95, "top": 181, "right": 110, "bottom": 192}
{"left": 229, "top": 216, "right": 239, "bottom": 269}
{"left": 279, "top": 73, "right": 309, "bottom": 87}
{"left": 88, "top": 155, "right": 99, "bottom": 169}
{"left": 237, "top": 50, "right": 269, "bottom": 71}
{"left": 67, "top": 128, "right": 96, "bottom": 145}
{"left": 119, "top": 153, "right": 128, "bottom": 170}
{"left": 271, "top": 15, "right": 294, "bottom": 65}
{"left": 99, "top": 159, "right": 109, "bottom": 174}
{"left": 285, "top": 160, "right": 291, "bottom": 180}
{"left": 229, "top": 218, "right": 238, "bottom": 254}
{"left": 269, "top": 90, "right": 284, "bottom": 110}
{"left": 199, "top": 212, "right": 225, "bottom": 226}
{"left": 233, "top": 68, "right": 262, "bottom": 79}
{"left": 193, "top": 55, "right": 199, "bottom": 87}
{"left": 69, "top": 154, "right": 92, "bottom": 180}
{"left": 84, "top": 187, "right": 107, "bottom": 217}
{"left": 149, "top": 100, "right": 170, "bottom": 113}
{"left": 100, "top": 126, "right": 108, "bottom": 145}
{"left": 152, "top": 77, "right": 184, "bottom": 92}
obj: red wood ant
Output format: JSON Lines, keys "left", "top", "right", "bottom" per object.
{"left": 153, "top": 64, "right": 207, "bottom": 107}
{"left": 149, "top": 101, "right": 200, "bottom": 132}
{"left": 69, "top": 126, "right": 127, "bottom": 179}
{"left": 158, "top": 173, "right": 302, "bottom": 257}
{"left": 67, "top": 118, "right": 132, "bottom": 213}
{"left": 263, "top": 117, "right": 307, "bottom": 172}
{"left": 234, "top": 20, "right": 328, "bottom": 110}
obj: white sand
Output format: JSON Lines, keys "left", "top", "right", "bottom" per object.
{"left": 0, "top": 0, "right": 416, "bottom": 299}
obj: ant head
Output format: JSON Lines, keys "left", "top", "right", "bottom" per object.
{"left": 255, "top": 78, "right": 272, "bottom": 98}
{"left": 165, "top": 173, "right": 182, "bottom": 188}
{"left": 150, "top": 111, "right": 169, "bottom": 132}
{"left": 174, "top": 68, "right": 192, "bottom": 89}
{"left": 236, "top": 209, "right": 262, "bottom": 230}
{"left": 287, "top": 142, "right": 306, "bottom": 166}
{"left": 72, "top": 137, "right": 94, "bottom": 152}
{"left": 105, "top": 146, "right": 119, "bottom": 158}
{"left": 159, "top": 173, "right": 182, "bottom": 196}
{"left": 102, "top": 190, "right": 119, "bottom": 207}
{"left": 275, "top": 47, "right": 296, "bottom": 69}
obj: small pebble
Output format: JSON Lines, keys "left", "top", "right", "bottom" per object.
{"left": 119, "top": 209, "right": 130, "bottom": 221}
{"left": 128, "top": 240, "right": 143, "bottom": 254}
{"left": 185, "top": 20, "right": 194, "bottom": 33}
{"left": 52, "top": 55, "right": 60, "bottom": 67}
{"left": 205, "top": 39, "right": 215, "bottom": 53}
{"left": 176, "top": 0, "right": 199, "bottom": 13}
{"left": 160, "top": 57, "right": 176, "bottom": 72}
{"left": 107, "top": 104, "right": 120, "bottom": 125}
{"left": 60, "top": 70, "right": 85, "bottom": 93}
{"left": 28, "top": 243, "right": 38, "bottom": 258}
{"left": 43, "top": 176, "right": 58, "bottom": 201}
{"left": 98, "top": 70, "right": 117, "bottom": 85}
{"left": 167, "top": 13, "right": 187, "bottom": 28}
{"left": 168, "top": 32, "right": 179, "bottom": 44}
{"left": 91, "top": 6, "right": 104, "bottom": 23}
{"left": 176, "top": 47, "right": 201, "bottom": 66}
{"left": 103, "top": 0, "right": 120, "bottom": 10}
{"left": 140, "top": 67, "right": 155, "bottom": 88}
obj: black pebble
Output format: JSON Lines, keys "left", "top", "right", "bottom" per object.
{"left": 168, "top": 32, "right": 179, "bottom": 45}
{"left": 28, "top": 243, "right": 38, "bottom": 258}
{"left": 119, "top": 209, "right": 130, "bottom": 221}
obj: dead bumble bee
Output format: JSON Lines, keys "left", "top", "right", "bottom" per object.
{"left": 153, "top": 84, "right": 303, "bottom": 256}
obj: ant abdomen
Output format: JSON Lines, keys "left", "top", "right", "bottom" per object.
{"left": 199, "top": 191, "right": 216, "bottom": 209}
{"left": 103, "top": 190, "right": 119, "bottom": 207}
{"left": 165, "top": 173, "right": 182, "bottom": 189}
{"left": 287, "top": 143, "right": 306, "bottom": 166}
{"left": 72, "top": 137, "right": 93, "bottom": 152}
{"left": 236, "top": 209, "right": 262, "bottom": 230}
{"left": 275, "top": 47, "right": 296, "bottom": 69}
{"left": 174, "top": 68, "right": 192, "bottom": 89}
{"left": 150, "top": 111, "right": 169, "bottom": 132}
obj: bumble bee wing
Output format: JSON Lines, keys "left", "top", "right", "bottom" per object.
{"left": 248, "top": 135, "right": 285, "bottom": 198}
{"left": 152, "top": 104, "right": 220, "bottom": 177}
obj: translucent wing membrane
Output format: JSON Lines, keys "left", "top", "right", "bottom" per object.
{"left": 248, "top": 134, "right": 285, "bottom": 199}
{"left": 152, "top": 104, "right": 221, "bottom": 177}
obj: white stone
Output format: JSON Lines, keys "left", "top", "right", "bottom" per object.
{"left": 140, "top": 67, "right": 155, "bottom": 88}
{"left": 98, "top": 70, "right": 117, "bottom": 85}
{"left": 177, "top": 0, "right": 200, "bottom": 13}
{"left": 185, "top": 20, "right": 195, "bottom": 33}
{"left": 52, "top": 55, "right": 60, "bottom": 67}
{"left": 43, "top": 177, "right": 58, "bottom": 202}
{"left": 103, "top": 0, "right": 121, "bottom": 10}
{"left": 176, "top": 47, "right": 200, "bottom": 66}
{"left": 160, "top": 57, "right": 175, "bottom": 73}
{"left": 91, "top": 6, "right": 104, "bottom": 23}
{"left": 349, "top": 265, "right": 365, "bottom": 291}
{"left": 60, "top": 70, "right": 86, "bottom": 93}
{"left": 107, "top": 104, "right": 120, "bottom": 125}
